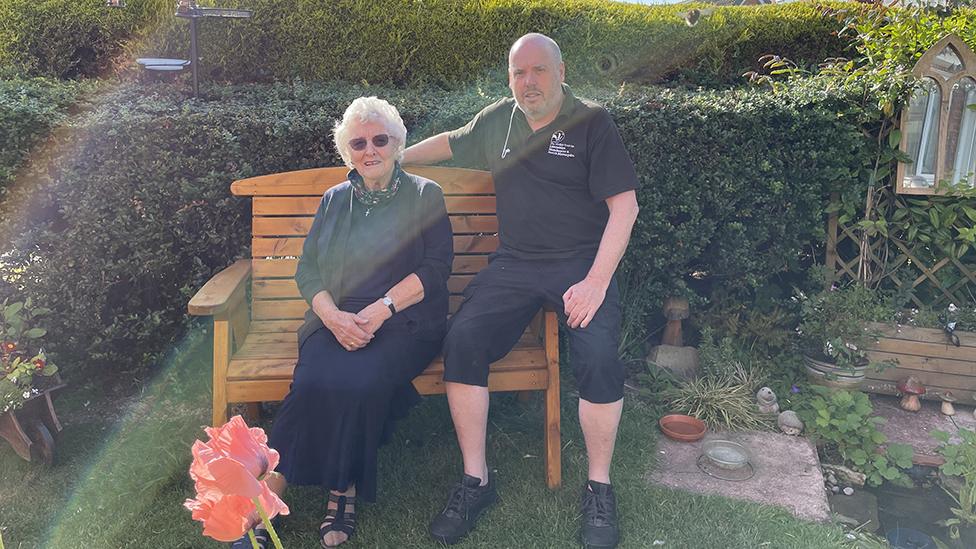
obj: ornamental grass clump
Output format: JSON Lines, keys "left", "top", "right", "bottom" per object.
{"left": 664, "top": 361, "right": 769, "bottom": 431}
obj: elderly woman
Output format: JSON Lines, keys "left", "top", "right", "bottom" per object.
{"left": 234, "top": 97, "right": 453, "bottom": 548}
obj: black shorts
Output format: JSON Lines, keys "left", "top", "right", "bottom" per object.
{"left": 442, "top": 253, "right": 624, "bottom": 404}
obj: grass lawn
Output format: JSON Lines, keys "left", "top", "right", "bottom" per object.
{"left": 0, "top": 324, "right": 861, "bottom": 548}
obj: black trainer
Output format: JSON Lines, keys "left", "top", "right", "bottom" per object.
{"left": 580, "top": 480, "right": 619, "bottom": 548}
{"left": 429, "top": 472, "right": 498, "bottom": 545}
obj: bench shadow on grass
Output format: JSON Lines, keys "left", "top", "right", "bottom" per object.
{"left": 1, "top": 323, "right": 855, "bottom": 548}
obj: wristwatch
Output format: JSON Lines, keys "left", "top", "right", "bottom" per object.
{"left": 382, "top": 295, "right": 397, "bottom": 315}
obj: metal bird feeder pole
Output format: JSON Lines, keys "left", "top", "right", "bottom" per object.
{"left": 175, "top": 2, "right": 252, "bottom": 97}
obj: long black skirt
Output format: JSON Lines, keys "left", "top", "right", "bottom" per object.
{"left": 268, "top": 317, "right": 441, "bottom": 502}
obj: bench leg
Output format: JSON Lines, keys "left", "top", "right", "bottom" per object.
{"left": 213, "top": 319, "right": 232, "bottom": 427}
{"left": 544, "top": 382, "right": 561, "bottom": 489}
{"left": 543, "top": 310, "right": 561, "bottom": 489}
{"left": 213, "top": 395, "right": 228, "bottom": 427}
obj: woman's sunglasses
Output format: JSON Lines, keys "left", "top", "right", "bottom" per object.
{"left": 349, "top": 134, "right": 392, "bottom": 151}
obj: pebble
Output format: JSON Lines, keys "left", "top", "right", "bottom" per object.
{"left": 827, "top": 474, "right": 837, "bottom": 485}
{"left": 843, "top": 487, "right": 854, "bottom": 496}
{"left": 832, "top": 485, "right": 841, "bottom": 494}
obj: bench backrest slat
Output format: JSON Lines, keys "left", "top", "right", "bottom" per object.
{"left": 233, "top": 166, "right": 496, "bottom": 322}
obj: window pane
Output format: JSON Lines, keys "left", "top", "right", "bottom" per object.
{"left": 902, "top": 78, "right": 941, "bottom": 189}
{"left": 932, "top": 45, "right": 965, "bottom": 80}
{"left": 944, "top": 77, "right": 976, "bottom": 187}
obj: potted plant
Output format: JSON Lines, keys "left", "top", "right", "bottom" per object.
{"left": 794, "top": 283, "right": 896, "bottom": 389}
{"left": 0, "top": 299, "right": 64, "bottom": 464}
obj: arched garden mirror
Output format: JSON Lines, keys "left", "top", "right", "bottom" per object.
{"left": 897, "top": 35, "right": 976, "bottom": 194}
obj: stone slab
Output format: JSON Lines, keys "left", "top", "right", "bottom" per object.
{"left": 648, "top": 430, "right": 829, "bottom": 522}
{"left": 871, "top": 394, "right": 976, "bottom": 463}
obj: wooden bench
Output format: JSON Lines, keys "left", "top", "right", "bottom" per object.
{"left": 188, "top": 166, "right": 562, "bottom": 488}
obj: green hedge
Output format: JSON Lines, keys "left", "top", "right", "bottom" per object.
{"left": 0, "top": 0, "right": 170, "bottom": 79}
{"left": 2, "top": 0, "right": 850, "bottom": 87}
{"left": 0, "top": 76, "right": 84, "bottom": 199}
{"left": 143, "top": 0, "right": 851, "bottom": 87}
{"left": 0, "top": 80, "right": 864, "bottom": 375}
{"left": 610, "top": 81, "right": 866, "bottom": 297}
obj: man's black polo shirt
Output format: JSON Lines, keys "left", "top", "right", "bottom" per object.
{"left": 448, "top": 85, "right": 638, "bottom": 260}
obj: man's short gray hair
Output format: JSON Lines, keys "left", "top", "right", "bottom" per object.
{"left": 509, "top": 33, "right": 563, "bottom": 66}
{"left": 333, "top": 96, "right": 407, "bottom": 168}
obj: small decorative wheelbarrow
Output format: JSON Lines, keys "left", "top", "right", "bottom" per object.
{"left": 0, "top": 374, "right": 66, "bottom": 465}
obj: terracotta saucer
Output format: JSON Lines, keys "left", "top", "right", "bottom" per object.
{"left": 659, "top": 414, "right": 706, "bottom": 442}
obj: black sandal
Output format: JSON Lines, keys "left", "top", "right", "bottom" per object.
{"left": 230, "top": 526, "right": 270, "bottom": 549}
{"left": 319, "top": 492, "right": 357, "bottom": 547}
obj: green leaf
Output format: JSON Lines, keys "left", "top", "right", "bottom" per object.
{"left": 963, "top": 206, "right": 976, "bottom": 223}
{"left": 23, "top": 328, "right": 46, "bottom": 339}
{"left": 3, "top": 302, "right": 24, "bottom": 322}
{"left": 889, "top": 129, "right": 902, "bottom": 148}
{"left": 887, "top": 443, "right": 915, "bottom": 468}
{"left": 875, "top": 164, "right": 891, "bottom": 181}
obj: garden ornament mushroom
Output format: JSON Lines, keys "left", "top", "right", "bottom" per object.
{"left": 661, "top": 297, "right": 690, "bottom": 346}
{"left": 777, "top": 410, "right": 803, "bottom": 435}
{"left": 896, "top": 376, "right": 925, "bottom": 412}
{"left": 756, "top": 387, "right": 779, "bottom": 414}
{"left": 940, "top": 392, "right": 956, "bottom": 416}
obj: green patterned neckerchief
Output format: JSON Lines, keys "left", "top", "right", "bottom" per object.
{"left": 348, "top": 163, "right": 402, "bottom": 215}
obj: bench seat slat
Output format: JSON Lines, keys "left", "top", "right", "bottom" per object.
{"left": 234, "top": 331, "right": 542, "bottom": 362}
{"left": 252, "top": 275, "right": 473, "bottom": 299}
{"left": 251, "top": 296, "right": 466, "bottom": 320}
{"left": 232, "top": 166, "right": 495, "bottom": 196}
{"left": 251, "top": 256, "right": 489, "bottom": 278}
{"left": 227, "top": 349, "right": 547, "bottom": 382}
{"left": 252, "top": 215, "right": 498, "bottom": 236}
{"left": 253, "top": 196, "right": 497, "bottom": 216}
{"left": 251, "top": 235, "right": 498, "bottom": 258}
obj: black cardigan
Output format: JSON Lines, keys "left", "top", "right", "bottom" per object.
{"left": 295, "top": 170, "right": 454, "bottom": 346}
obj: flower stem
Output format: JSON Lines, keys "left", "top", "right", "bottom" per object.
{"left": 248, "top": 529, "right": 260, "bottom": 549}
{"left": 252, "top": 498, "right": 285, "bottom": 549}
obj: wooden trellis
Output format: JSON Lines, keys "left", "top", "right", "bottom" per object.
{"left": 826, "top": 191, "right": 976, "bottom": 308}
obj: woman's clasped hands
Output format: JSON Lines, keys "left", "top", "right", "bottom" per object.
{"left": 315, "top": 295, "right": 392, "bottom": 352}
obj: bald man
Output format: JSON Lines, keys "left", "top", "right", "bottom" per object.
{"left": 404, "top": 33, "right": 639, "bottom": 548}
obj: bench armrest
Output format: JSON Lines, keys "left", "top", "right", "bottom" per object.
{"left": 188, "top": 259, "right": 252, "bottom": 316}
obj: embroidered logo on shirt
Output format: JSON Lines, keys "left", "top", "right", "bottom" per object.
{"left": 547, "top": 130, "right": 575, "bottom": 158}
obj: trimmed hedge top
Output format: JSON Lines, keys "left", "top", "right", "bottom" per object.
{"left": 0, "top": 0, "right": 170, "bottom": 78}
{"left": 1, "top": 0, "right": 851, "bottom": 87}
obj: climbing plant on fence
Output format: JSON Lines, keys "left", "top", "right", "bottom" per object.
{"left": 757, "top": 3, "right": 976, "bottom": 308}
